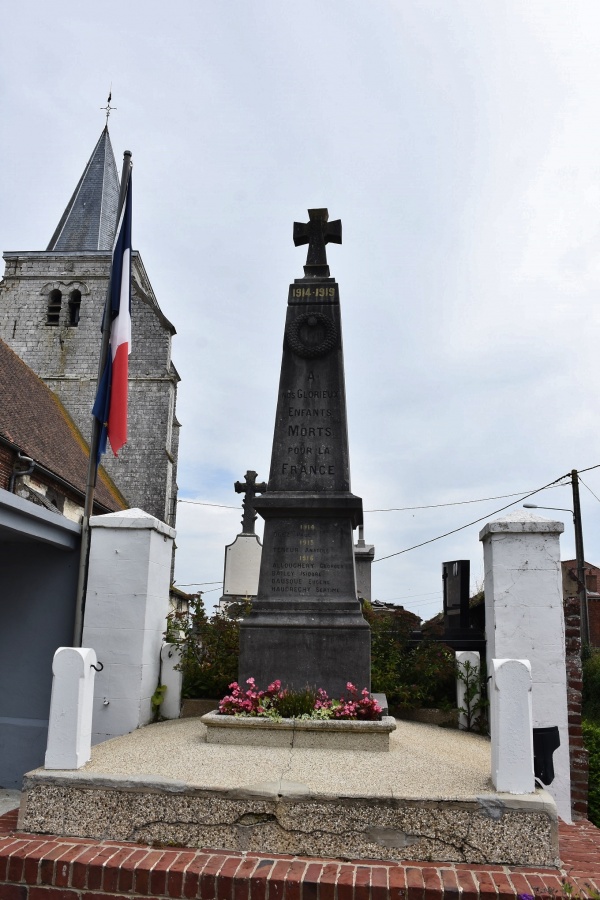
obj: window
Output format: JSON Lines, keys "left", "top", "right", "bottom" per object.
{"left": 46, "top": 289, "right": 62, "bottom": 325}
{"left": 68, "top": 290, "right": 81, "bottom": 326}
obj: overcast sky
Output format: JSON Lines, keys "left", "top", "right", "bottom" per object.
{"left": 2, "top": 1, "right": 600, "bottom": 618}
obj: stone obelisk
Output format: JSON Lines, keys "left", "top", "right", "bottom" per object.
{"left": 238, "top": 209, "right": 370, "bottom": 696}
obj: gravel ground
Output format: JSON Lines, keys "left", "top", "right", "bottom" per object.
{"left": 80, "top": 716, "right": 493, "bottom": 800}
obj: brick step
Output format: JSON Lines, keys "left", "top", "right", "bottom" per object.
{"left": 1, "top": 813, "right": 599, "bottom": 898}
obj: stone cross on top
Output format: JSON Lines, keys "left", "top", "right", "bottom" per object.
{"left": 293, "top": 208, "right": 342, "bottom": 279}
{"left": 234, "top": 470, "right": 267, "bottom": 534}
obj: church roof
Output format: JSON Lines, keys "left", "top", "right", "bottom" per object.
{"left": 0, "top": 339, "right": 126, "bottom": 512}
{"left": 47, "top": 127, "right": 120, "bottom": 252}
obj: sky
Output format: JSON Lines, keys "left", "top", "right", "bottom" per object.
{"left": 2, "top": 1, "right": 600, "bottom": 619}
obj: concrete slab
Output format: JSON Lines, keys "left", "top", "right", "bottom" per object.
{"left": 18, "top": 716, "right": 559, "bottom": 867}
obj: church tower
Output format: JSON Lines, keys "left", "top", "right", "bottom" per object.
{"left": 0, "top": 127, "right": 180, "bottom": 526}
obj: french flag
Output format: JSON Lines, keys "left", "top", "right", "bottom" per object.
{"left": 93, "top": 173, "right": 132, "bottom": 461}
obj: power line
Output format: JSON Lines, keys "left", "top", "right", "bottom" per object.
{"left": 578, "top": 475, "right": 600, "bottom": 505}
{"left": 177, "top": 482, "right": 567, "bottom": 515}
{"left": 178, "top": 500, "right": 239, "bottom": 509}
{"left": 378, "top": 591, "right": 442, "bottom": 602}
{"left": 364, "top": 484, "right": 566, "bottom": 513}
{"left": 373, "top": 472, "right": 572, "bottom": 564}
{"left": 173, "top": 580, "right": 223, "bottom": 587}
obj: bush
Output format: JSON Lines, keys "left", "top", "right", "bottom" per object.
{"left": 168, "top": 595, "right": 250, "bottom": 699}
{"left": 277, "top": 687, "right": 319, "bottom": 718}
{"left": 583, "top": 719, "right": 600, "bottom": 828}
{"left": 171, "top": 597, "right": 457, "bottom": 713}
{"left": 583, "top": 649, "right": 600, "bottom": 724}
{"left": 363, "top": 603, "right": 456, "bottom": 712}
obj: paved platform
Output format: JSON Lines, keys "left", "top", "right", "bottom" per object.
{"left": 1, "top": 808, "right": 599, "bottom": 899}
{"left": 19, "top": 717, "right": 558, "bottom": 867}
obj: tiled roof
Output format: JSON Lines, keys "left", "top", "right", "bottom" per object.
{"left": 46, "top": 127, "right": 120, "bottom": 251}
{"left": 0, "top": 339, "right": 125, "bottom": 511}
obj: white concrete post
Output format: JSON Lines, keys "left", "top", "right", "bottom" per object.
{"left": 82, "top": 508, "right": 175, "bottom": 744}
{"left": 45, "top": 647, "right": 97, "bottom": 769}
{"left": 480, "top": 511, "right": 571, "bottom": 820}
{"left": 491, "top": 658, "right": 534, "bottom": 793}
{"left": 160, "top": 643, "right": 182, "bottom": 719}
{"left": 455, "top": 650, "right": 480, "bottom": 731}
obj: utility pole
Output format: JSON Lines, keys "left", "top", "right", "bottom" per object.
{"left": 571, "top": 469, "right": 589, "bottom": 647}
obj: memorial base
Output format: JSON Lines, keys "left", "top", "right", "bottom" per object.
{"left": 17, "top": 717, "right": 560, "bottom": 867}
{"left": 239, "top": 621, "right": 370, "bottom": 696}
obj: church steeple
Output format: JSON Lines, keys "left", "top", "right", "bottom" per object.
{"left": 46, "top": 127, "right": 120, "bottom": 252}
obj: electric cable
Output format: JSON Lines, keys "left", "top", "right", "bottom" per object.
{"left": 373, "top": 472, "right": 572, "bottom": 563}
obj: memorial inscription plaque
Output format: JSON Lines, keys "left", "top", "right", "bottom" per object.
{"left": 238, "top": 209, "right": 371, "bottom": 696}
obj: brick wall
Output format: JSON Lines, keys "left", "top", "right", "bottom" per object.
{"left": 0, "top": 251, "right": 179, "bottom": 525}
{"left": 589, "top": 596, "right": 600, "bottom": 648}
{"left": 0, "top": 444, "right": 14, "bottom": 490}
{"left": 563, "top": 595, "right": 589, "bottom": 819}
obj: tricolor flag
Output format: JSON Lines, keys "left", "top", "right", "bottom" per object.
{"left": 92, "top": 173, "right": 132, "bottom": 462}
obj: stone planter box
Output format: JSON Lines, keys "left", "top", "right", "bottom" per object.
{"left": 200, "top": 711, "right": 396, "bottom": 751}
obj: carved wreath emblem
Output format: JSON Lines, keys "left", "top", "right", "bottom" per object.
{"left": 286, "top": 312, "right": 337, "bottom": 358}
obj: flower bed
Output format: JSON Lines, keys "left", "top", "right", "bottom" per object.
{"left": 218, "top": 678, "right": 382, "bottom": 720}
{"left": 202, "top": 678, "right": 392, "bottom": 751}
{"left": 201, "top": 709, "right": 396, "bottom": 751}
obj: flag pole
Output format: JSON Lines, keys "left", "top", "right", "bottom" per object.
{"left": 72, "top": 150, "right": 132, "bottom": 647}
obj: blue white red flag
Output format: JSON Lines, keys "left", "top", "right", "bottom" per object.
{"left": 92, "top": 173, "right": 132, "bottom": 463}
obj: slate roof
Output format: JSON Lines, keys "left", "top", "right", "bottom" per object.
{"left": 47, "top": 127, "right": 120, "bottom": 251}
{"left": 0, "top": 339, "right": 125, "bottom": 512}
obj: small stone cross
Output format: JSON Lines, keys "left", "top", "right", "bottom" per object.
{"left": 293, "top": 208, "right": 342, "bottom": 278}
{"left": 234, "top": 470, "right": 267, "bottom": 534}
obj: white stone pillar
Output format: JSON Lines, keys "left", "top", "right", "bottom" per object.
{"left": 82, "top": 508, "right": 175, "bottom": 744}
{"left": 160, "top": 642, "right": 182, "bottom": 719}
{"left": 480, "top": 511, "right": 571, "bottom": 820}
{"left": 455, "top": 650, "right": 480, "bottom": 731}
{"left": 491, "top": 658, "right": 534, "bottom": 793}
{"left": 45, "top": 647, "right": 97, "bottom": 769}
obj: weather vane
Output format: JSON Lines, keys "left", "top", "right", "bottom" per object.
{"left": 100, "top": 89, "right": 116, "bottom": 126}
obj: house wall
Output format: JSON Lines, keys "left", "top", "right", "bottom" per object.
{"left": 0, "top": 537, "right": 79, "bottom": 789}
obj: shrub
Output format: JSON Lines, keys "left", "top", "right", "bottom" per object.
{"left": 170, "top": 597, "right": 457, "bottom": 713}
{"left": 583, "top": 719, "right": 600, "bottom": 828}
{"left": 277, "top": 687, "right": 319, "bottom": 718}
{"left": 583, "top": 649, "right": 600, "bottom": 724}
{"left": 363, "top": 603, "right": 456, "bottom": 712}
{"left": 167, "top": 595, "right": 250, "bottom": 699}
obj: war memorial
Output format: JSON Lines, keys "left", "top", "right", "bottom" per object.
{"left": 9, "top": 211, "right": 570, "bottom": 884}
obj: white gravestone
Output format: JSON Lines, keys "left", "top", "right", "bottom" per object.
{"left": 45, "top": 647, "right": 97, "bottom": 769}
{"left": 223, "top": 533, "right": 262, "bottom": 598}
{"left": 491, "top": 658, "right": 534, "bottom": 793}
{"left": 480, "top": 511, "right": 571, "bottom": 820}
{"left": 82, "top": 508, "right": 175, "bottom": 744}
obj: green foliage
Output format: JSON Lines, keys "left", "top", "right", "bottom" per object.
{"left": 167, "top": 595, "right": 251, "bottom": 699}
{"left": 363, "top": 603, "right": 456, "bottom": 712}
{"left": 583, "top": 649, "right": 600, "bottom": 724}
{"left": 455, "top": 659, "right": 489, "bottom": 734}
{"left": 276, "top": 687, "right": 319, "bottom": 718}
{"left": 151, "top": 684, "right": 167, "bottom": 722}
{"left": 582, "top": 719, "right": 600, "bottom": 829}
{"left": 171, "top": 597, "right": 458, "bottom": 714}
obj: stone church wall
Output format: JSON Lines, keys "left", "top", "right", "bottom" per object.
{"left": 0, "top": 251, "right": 178, "bottom": 526}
